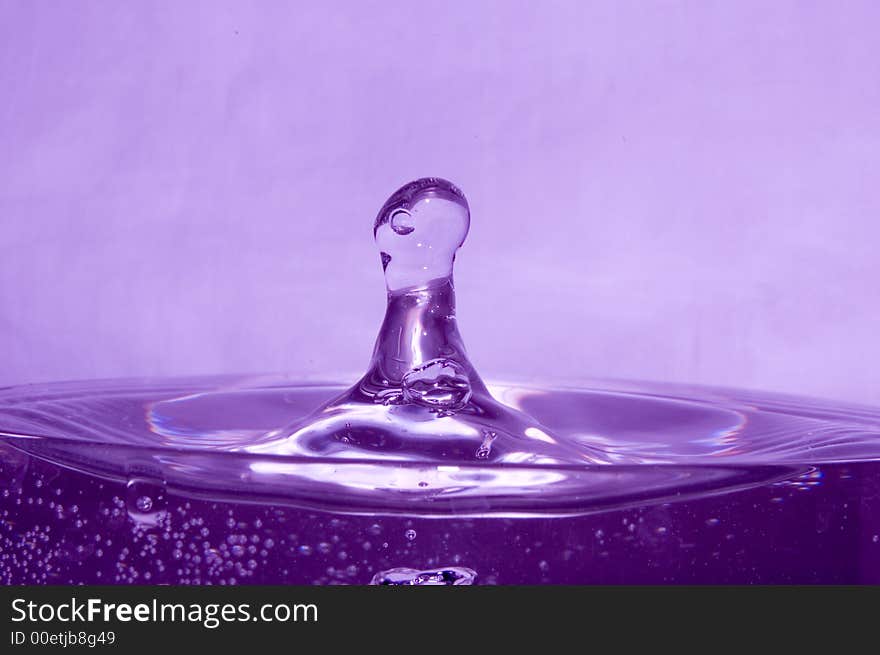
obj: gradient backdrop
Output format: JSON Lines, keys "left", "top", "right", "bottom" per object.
{"left": 1, "top": 1, "right": 879, "bottom": 404}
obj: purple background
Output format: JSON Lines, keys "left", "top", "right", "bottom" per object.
{"left": 1, "top": 1, "right": 878, "bottom": 404}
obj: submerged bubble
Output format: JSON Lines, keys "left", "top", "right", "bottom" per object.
{"left": 370, "top": 566, "right": 477, "bottom": 586}
{"left": 125, "top": 477, "right": 167, "bottom": 528}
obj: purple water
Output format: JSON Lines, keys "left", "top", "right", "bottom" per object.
{"left": 1, "top": 178, "right": 879, "bottom": 584}
{"left": 2, "top": 376, "right": 880, "bottom": 583}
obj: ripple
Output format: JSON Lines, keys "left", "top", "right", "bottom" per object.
{"left": 0, "top": 375, "right": 878, "bottom": 517}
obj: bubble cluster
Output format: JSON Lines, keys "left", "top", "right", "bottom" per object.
{"left": 370, "top": 566, "right": 477, "bottom": 586}
{"left": 0, "top": 446, "right": 874, "bottom": 584}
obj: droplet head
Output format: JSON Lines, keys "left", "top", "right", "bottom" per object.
{"left": 374, "top": 178, "right": 470, "bottom": 291}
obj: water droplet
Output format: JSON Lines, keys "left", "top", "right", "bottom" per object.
{"left": 374, "top": 178, "right": 469, "bottom": 291}
{"left": 476, "top": 430, "right": 498, "bottom": 459}
{"left": 405, "top": 529, "right": 417, "bottom": 541}
{"left": 260, "top": 176, "right": 572, "bottom": 476}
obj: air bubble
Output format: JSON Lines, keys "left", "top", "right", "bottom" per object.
{"left": 390, "top": 209, "right": 415, "bottom": 235}
{"left": 370, "top": 566, "right": 476, "bottom": 586}
{"left": 125, "top": 477, "right": 167, "bottom": 528}
{"left": 402, "top": 358, "right": 472, "bottom": 411}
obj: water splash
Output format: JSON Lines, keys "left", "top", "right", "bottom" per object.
{"left": 1, "top": 177, "right": 879, "bottom": 585}
{"left": 0, "top": 178, "right": 879, "bottom": 521}
{"left": 248, "top": 177, "right": 595, "bottom": 466}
